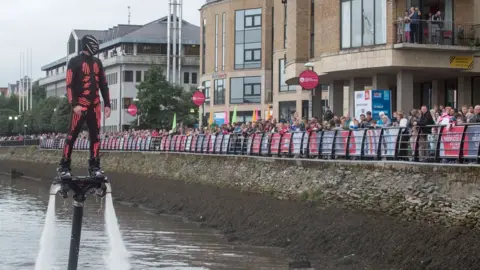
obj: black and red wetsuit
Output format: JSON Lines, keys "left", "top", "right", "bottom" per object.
{"left": 62, "top": 52, "right": 111, "bottom": 160}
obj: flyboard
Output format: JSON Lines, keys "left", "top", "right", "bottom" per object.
{"left": 49, "top": 172, "right": 111, "bottom": 270}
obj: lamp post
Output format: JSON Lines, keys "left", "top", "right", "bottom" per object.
{"left": 8, "top": 116, "right": 18, "bottom": 136}
{"left": 23, "top": 124, "right": 28, "bottom": 146}
{"left": 197, "top": 86, "right": 205, "bottom": 127}
{"left": 304, "top": 62, "right": 316, "bottom": 120}
{"left": 133, "top": 98, "right": 140, "bottom": 127}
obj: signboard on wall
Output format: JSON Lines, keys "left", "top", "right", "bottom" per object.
{"left": 449, "top": 56, "right": 474, "bottom": 69}
{"left": 213, "top": 112, "right": 225, "bottom": 125}
{"left": 354, "top": 90, "right": 372, "bottom": 119}
{"left": 371, "top": 90, "right": 392, "bottom": 121}
{"left": 354, "top": 89, "right": 392, "bottom": 121}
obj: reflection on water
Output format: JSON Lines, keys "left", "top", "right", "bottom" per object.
{"left": 0, "top": 175, "right": 287, "bottom": 270}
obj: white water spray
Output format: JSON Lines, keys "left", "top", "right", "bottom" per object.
{"left": 34, "top": 195, "right": 57, "bottom": 270}
{"left": 104, "top": 193, "right": 131, "bottom": 270}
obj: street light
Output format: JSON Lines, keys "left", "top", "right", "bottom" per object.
{"left": 304, "top": 62, "right": 315, "bottom": 68}
{"left": 23, "top": 124, "right": 28, "bottom": 146}
{"left": 133, "top": 98, "right": 140, "bottom": 127}
{"left": 197, "top": 86, "right": 205, "bottom": 127}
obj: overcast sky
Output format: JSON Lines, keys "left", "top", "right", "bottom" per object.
{"left": 0, "top": 0, "right": 203, "bottom": 86}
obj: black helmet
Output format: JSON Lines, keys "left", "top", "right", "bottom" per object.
{"left": 81, "top": 35, "right": 99, "bottom": 55}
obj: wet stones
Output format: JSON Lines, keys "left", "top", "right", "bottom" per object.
{"left": 3, "top": 147, "right": 480, "bottom": 229}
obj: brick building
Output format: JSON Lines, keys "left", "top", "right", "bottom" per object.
{"left": 0, "top": 87, "right": 7, "bottom": 97}
{"left": 200, "top": 0, "right": 480, "bottom": 122}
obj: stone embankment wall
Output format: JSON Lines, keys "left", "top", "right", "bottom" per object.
{"left": 2, "top": 147, "right": 480, "bottom": 228}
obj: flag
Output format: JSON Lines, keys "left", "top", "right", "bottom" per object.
{"left": 224, "top": 109, "right": 229, "bottom": 125}
{"left": 266, "top": 106, "right": 271, "bottom": 120}
{"left": 171, "top": 113, "right": 177, "bottom": 131}
{"left": 232, "top": 105, "right": 237, "bottom": 123}
{"left": 252, "top": 109, "right": 257, "bottom": 122}
{"left": 208, "top": 112, "right": 213, "bottom": 126}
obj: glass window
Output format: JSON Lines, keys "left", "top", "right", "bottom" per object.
{"left": 202, "top": 80, "right": 211, "bottom": 100}
{"left": 279, "top": 59, "right": 296, "bottom": 92}
{"left": 235, "top": 8, "right": 262, "bottom": 70}
{"left": 341, "top": 0, "right": 386, "bottom": 48}
{"left": 214, "top": 79, "right": 225, "bottom": 105}
{"left": 341, "top": 1, "right": 351, "bottom": 48}
{"left": 222, "top": 13, "right": 226, "bottom": 71}
{"left": 183, "top": 72, "right": 190, "bottom": 84}
{"left": 229, "top": 76, "right": 261, "bottom": 104}
{"left": 362, "top": 0, "right": 374, "bottom": 46}
{"left": 135, "top": 71, "right": 142, "bottom": 82}
{"left": 374, "top": 0, "right": 387, "bottom": 44}
{"left": 192, "top": 73, "right": 197, "bottom": 84}
{"left": 351, "top": 0, "right": 362, "bottom": 47}
{"left": 215, "top": 14, "right": 219, "bottom": 72}
{"left": 123, "top": 70, "right": 133, "bottom": 82}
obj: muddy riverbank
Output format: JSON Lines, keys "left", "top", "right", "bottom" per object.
{"left": 1, "top": 158, "right": 480, "bottom": 270}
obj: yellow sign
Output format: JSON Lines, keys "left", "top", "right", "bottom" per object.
{"left": 449, "top": 56, "right": 474, "bottom": 69}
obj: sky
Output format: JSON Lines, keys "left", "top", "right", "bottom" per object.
{"left": 0, "top": 0, "right": 203, "bottom": 86}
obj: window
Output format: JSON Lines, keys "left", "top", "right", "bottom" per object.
{"left": 235, "top": 8, "right": 262, "bottom": 69}
{"left": 230, "top": 76, "right": 261, "bottom": 104}
{"left": 279, "top": 59, "right": 296, "bottom": 92}
{"left": 192, "top": 73, "right": 198, "bottom": 84}
{"left": 135, "top": 71, "right": 142, "bottom": 82}
{"left": 123, "top": 98, "right": 133, "bottom": 109}
{"left": 279, "top": 101, "right": 296, "bottom": 122}
{"left": 110, "top": 99, "right": 118, "bottom": 111}
{"left": 341, "top": 0, "right": 386, "bottom": 49}
{"left": 184, "top": 72, "right": 190, "bottom": 84}
{"left": 222, "top": 13, "right": 226, "bottom": 71}
{"left": 214, "top": 79, "right": 225, "bottom": 105}
{"left": 123, "top": 71, "right": 134, "bottom": 82}
{"left": 215, "top": 14, "right": 219, "bottom": 72}
{"left": 106, "top": 73, "right": 118, "bottom": 85}
{"left": 202, "top": 81, "right": 211, "bottom": 100}
{"left": 202, "top": 19, "right": 206, "bottom": 74}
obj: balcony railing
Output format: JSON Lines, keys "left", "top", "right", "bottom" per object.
{"left": 38, "top": 72, "right": 65, "bottom": 86}
{"left": 102, "top": 54, "right": 200, "bottom": 68}
{"left": 394, "top": 20, "right": 480, "bottom": 48}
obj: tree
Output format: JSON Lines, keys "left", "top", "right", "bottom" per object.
{"left": 52, "top": 98, "right": 71, "bottom": 133}
{"left": 136, "top": 65, "right": 198, "bottom": 130}
{"left": 32, "top": 81, "right": 46, "bottom": 108}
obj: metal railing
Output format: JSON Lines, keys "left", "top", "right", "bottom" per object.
{"left": 37, "top": 124, "right": 480, "bottom": 164}
{"left": 395, "top": 19, "right": 480, "bottom": 47}
{"left": 0, "top": 139, "right": 40, "bottom": 147}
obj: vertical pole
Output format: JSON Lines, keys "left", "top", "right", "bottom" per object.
{"left": 172, "top": 0, "right": 177, "bottom": 85}
{"left": 19, "top": 53, "right": 21, "bottom": 114}
{"left": 67, "top": 201, "right": 84, "bottom": 270}
{"left": 30, "top": 48, "right": 33, "bottom": 110}
{"left": 178, "top": 0, "right": 183, "bottom": 85}
{"left": 166, "top": 0, "right": 171, "bottom": 83}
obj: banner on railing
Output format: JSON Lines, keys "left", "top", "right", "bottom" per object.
{"left": 37, "top": 125, "right": 480, "bottom": 163}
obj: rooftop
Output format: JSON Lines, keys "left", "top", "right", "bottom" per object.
{"left": 42, "top": 16, "right": 200, "bottom": 71}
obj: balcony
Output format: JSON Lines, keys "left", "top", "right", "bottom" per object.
{"left": 102, "top": 54, "right": 200, "bottom": 68}
{"left": 38, "top": 72, "right": 65, "bottom": 86}
{"left": 394, "top": 20, "right": 480, "bottom": 52}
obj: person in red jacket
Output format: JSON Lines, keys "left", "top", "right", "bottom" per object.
{"left": 57, "top": 35, "right": 111, "bottom": 179}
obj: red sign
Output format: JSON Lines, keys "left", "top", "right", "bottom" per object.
{"left": 192, "top": 90, "right": 206, "bottom": 106}
{"left": 298, "top": 69, "right": 319, "bottom": 90}
{"left": 127, "top": 104, "right": 138, "bottom": 116}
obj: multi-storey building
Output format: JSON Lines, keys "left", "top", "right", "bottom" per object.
{"left": 39, "top": 17, "right": 200, "bottom": 131}
{"left": 200, "top": 0, "right": 480, "bottom": 122}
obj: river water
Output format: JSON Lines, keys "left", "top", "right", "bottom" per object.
{"left": 0, "top": 175, "right": 287, "bottom": 270}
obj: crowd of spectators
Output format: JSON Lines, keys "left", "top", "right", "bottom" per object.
{"left": 2, "top": 104, "right": 480, "bottom": 146}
